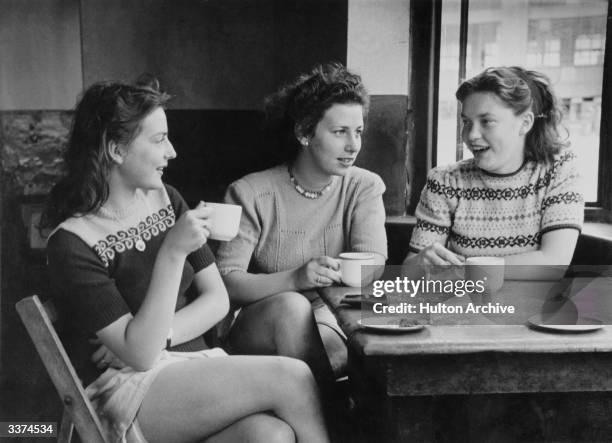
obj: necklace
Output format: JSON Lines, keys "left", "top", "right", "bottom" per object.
{"left": 288, "top": 168, "right": 333, "bottom": 199}
{"left": 99, "top": 193, "right": 147, "bottom": 252}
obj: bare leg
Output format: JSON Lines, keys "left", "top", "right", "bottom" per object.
{"left": 137, "top": 355, "right": 329, "bottom": 443}
{"left": 204, "top": 413, "right": 295, "bottom": 443}
{"left": 226, "top": 292, "right": 334, "bottom": 384}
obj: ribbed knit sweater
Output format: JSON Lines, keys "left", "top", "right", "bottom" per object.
{"left": 216, "top": 164, "right": 388, "bottom": 277}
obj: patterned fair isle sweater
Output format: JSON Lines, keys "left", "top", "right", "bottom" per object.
{"left": 409, "top": 149, "right": 584, "bottom": 257}
{"left": 46, "top": 185, "right": 215, "bottom": 384}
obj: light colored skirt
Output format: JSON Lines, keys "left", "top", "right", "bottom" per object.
{"left": 85, "top": 348, "right": 227, "bottom": 443}
{"left": 308, "top": 292, "right": 347, "bottom": 341}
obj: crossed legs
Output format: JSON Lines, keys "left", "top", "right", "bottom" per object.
{"left": 225, "top": 291, "right": 335, "bottom": 384}
{"left": 137, "top": 355, "right": 329, "bottom": 443}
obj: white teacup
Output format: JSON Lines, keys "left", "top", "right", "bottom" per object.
{"left": 339, "top": 252, "right": 375, "bottom": 287}
{"left": 207, "top": 203, "right": 242, "bottom": 241}
{"left": 465, "top": 256, "right": 505, "bottom": 295}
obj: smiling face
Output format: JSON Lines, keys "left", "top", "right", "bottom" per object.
{"left": 116, "top": 107, "right": 176, "bottom": 190}
{"left": 300, "top": 103, "right": 364, "bottom": 177}
{"left": 461, "top": 92, "right": 532, "bottom": 175}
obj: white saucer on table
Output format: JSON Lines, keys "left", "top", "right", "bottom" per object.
{"left": 357, "top": 319, "right": 425, "bottom": 333}
{"left": 527, "top": 314, "right": 604, "bottom": 333}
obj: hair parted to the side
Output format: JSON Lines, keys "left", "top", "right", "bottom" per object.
{"left": 456, "top": 66, "right": 567, "bottom": 164}
{"left": 41, "top": 79, "right": 170, "bottom": 229}
{"left": 264, "top": 62, "right": 369, "bottom": 162}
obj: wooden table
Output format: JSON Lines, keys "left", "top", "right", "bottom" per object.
{"left": 319, "top": 278, "right": 612, "bottom": 442}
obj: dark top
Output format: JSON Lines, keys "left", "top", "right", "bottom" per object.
{"left": 46, "top": 185, "right": 215, "bottom": 384}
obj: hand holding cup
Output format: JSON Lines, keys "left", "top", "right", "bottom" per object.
{"left": 296, "top": 256, "right": 341, "bottom": 289}
{"left": 164, "top": 201, "right": 213, "bottom": 256}
{"left": 339, "top": 252, "right": 376, "bottom": 287}
{"left": 412, "top": 243, "right": 465, "bottom": 268}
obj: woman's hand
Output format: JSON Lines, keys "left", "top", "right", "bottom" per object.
{"left": 412, "top": 243, "right": 465, "bottom": 267}
{"left": 90, "top": 337, "right": 126, "bottom": 370}
{"left": 295, "top": 256, "right": 342, "bottom": 290}
{"left": 163, "top": 201, "right": 212, "bottom": 257}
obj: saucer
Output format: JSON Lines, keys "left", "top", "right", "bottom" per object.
{"left": 527, "top": 314, "right": 604, "bottom": 333}
{"left": 357, "top": 319, "right": 425, "bottom": 333}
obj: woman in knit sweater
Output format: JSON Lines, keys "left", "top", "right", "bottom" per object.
{"left": 215, "top": 63, "right": 388, "bottom": 378}
{"left": 405, "top": 66, "right": 584, "bottom": 279}
{"left": 43, "top": 81, "right": 329, "bottom": 443}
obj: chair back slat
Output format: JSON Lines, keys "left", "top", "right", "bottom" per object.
{"left": 16, "top": 295, "right": 108, "bottom": 443}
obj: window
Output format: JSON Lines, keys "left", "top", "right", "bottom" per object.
{"left": 435, "top": 0, "right": 609, "bottom": 206}
{"left": 527, "top": 19, "right": 566, "bottom": 68}
{"left": 575, "top": 33, "right": 605, "bottom": 65}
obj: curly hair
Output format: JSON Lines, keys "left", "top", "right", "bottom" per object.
{"left": 456, "top": 66, "right": 567, "bottom": 164}
{"left": 41, "top": 80, "right": 171, "bottom": 228}
{"left": 264, "top": 62, "right": 369, "bottom": 162}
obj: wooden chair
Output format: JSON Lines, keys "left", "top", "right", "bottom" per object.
{"left": 16, "top": 295, "right": 107, "bottom": 443}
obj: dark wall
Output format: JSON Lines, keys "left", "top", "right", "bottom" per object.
{"left": 164, "top": 109, "right": 274, "bottom": 205}
{"left": 160, "top": 0, "right": 349, "bottom": 204}
{"left": 164, "top": 95, "right": 408, "bottom": 213}
{"left": 0, "top": 0, "right": 82, "bottom": 110}
{"left": 80, "top": 0, "right": 348, "bottom": 111}
{"left": 272, "top": 0, "right": 348, "bottom": 86}
{"left": 81, "top": 0, "right": 275, "bottom": 109}
{"left": 359, "top": 96, "right": 409, "bottom": 216}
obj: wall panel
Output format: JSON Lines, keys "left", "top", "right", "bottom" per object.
{"left": 80, "top": 0, "right": 275, "bottom": 110}
{"left": 0, "top": 0, "right": 82, "bottom": 110}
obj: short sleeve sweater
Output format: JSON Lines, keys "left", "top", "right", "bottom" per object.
{"left": 46, "top": 185, "right": 215, "bottom": 384}
{"left": 409, "top": 149, "right": 584, "bottom": 257}
{"left": 215, "top": 164, "right": 388, "bottom": 276}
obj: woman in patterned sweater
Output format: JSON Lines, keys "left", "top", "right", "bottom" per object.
{"left": 405, "top": 67, "right": 584, "bottom": 279}
{"left": 43, "top": 81, "right": 329, "bottom": 442}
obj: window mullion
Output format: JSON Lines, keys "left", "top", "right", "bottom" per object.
{"left": 596, "top": 0, "right": 612, "bottom": 215}
{"left": 456, "top": 0, "right": 470, "bottom": 162}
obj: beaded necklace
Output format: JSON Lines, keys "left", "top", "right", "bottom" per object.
{"left": 288, "top": 168, "right": 333, "bottom": 199}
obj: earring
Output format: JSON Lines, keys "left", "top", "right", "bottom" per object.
{"left": 300, "top": 138, "right": 309, "bottom": 148}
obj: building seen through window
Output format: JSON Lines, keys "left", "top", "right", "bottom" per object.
{"left": 437, "top": 0, "right": 607, "bottom": 202}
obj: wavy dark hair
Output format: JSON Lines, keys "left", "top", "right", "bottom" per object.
{"left": 264, "top": 62, "right": 369, "bottom": 162}
{"left": 456, "top": 66, "right": 567, "bottom": 164}
{"left": 41, "top": 80, "right": 170, "bottom": 229}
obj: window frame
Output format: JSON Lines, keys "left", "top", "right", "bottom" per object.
{"left": 593, "top": 0, "right": 612, "bottom": 220}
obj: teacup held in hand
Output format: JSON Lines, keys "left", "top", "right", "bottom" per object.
{"left": 339, "top": 252, "right": 375, "bottom": 287}
{"left": 207, "top": 203, "right": 242, "bottom": 241}
{"left": 465, "top": 256, "right": 505, "bottom": 295}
